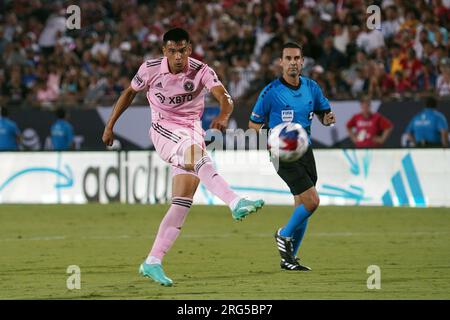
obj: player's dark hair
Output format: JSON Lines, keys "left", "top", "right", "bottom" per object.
{"left": 0, "top": 107, "right": 8, "bottom": 117}
{"left": 163, "top": 28, "right": 190, "bottom": 44}
{"left": 281, "top": 42, "right": 303, "bottom": 57}
{"left": 56, "top": 108, "right": 66, "bottom": 119}
{"left": 425, "top": 95, "right": 437, "bottom": 108}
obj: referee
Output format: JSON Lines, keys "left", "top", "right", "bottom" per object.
{"left": 248, "top": 42, "right": 336, "bottom": 271}
{"left": 405, "top": 96, "right": 449, "bottom": 148}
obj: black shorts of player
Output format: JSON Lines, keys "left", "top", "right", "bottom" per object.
{"left": 272, "top": 146, "right": 317, "bottom": 196}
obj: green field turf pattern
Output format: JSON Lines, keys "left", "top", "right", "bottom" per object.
{"left": 0, "top": 204, "right": 449, "bottom": 299}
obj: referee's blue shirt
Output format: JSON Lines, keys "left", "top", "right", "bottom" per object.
{"left": 250, "top": 76, "right": 331, "bottom": 142}
{"left": 0, "top": 117, "right": 20, "bottom": 151}
{"left": 405, "top": 108, "right": 448, "bottom": 145}
{"left": 51, "top": 119, "right": 74, "bottom": 151}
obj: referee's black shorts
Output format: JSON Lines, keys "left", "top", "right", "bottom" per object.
{"left": 272, "top": 147, "right": 318, "bottom": 196}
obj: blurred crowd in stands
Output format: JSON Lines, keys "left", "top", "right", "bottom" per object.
{"left": 0, "top": 0, "right": 449, "bottom": 110}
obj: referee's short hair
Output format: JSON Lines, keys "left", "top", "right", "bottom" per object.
{"left": 0, "top": 107, "right": 8, "bottom": 117}
{"left": 281, "top": 42, "right": 303, "bottom": 56}
{"left": 55, "top": 107, "right": 66, "bottom": 119}
{"left": 424, "top": 95, "right": 437, "bottom": 108}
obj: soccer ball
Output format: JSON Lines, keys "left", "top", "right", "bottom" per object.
{"left": 268, "top": 122, "right": 309, "bottom": 162}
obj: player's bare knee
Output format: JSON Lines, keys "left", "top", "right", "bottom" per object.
{"left": 310, "top": 194, "right": 320, "bottom": 212}
{"left": 305, "top": 194, "right": 320, "bottom": 213}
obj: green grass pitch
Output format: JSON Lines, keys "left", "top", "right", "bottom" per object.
{"left": 0, "top": 204, "right": 449, "bottom": 299}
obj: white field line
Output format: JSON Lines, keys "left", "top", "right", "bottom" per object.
{"left": 0, "top": 231, "right": 449, "bottom": 242}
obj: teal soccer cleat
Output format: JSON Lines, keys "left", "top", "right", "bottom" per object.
{"left": 231, "top": 198, "right": 265, "bottom": 221}
{"left": 139, "top": 263, "right": 173, "bottom": 287}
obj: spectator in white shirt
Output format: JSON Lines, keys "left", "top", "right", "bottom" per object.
{"left": 436, "top": 60, "right": 450, "bottom": 97}
{"left": 356, "top": 25, "right": 385, "bottom": 55}
{"left": 381, "top": 6, "right": 403, "bottom": 40}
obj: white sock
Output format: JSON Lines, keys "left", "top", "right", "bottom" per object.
{"left": 145, "top": 255, "right": 161, "bottom": 265}
{"left": 229, "top": 197, "right": 242, "bottom": 211}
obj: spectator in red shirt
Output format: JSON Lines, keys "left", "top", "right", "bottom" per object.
{"left": 347, "top": 96, "right": 394, "bottom": 148}
{"left": 381, "top": 70, "right": 396, "bottom": 95}
{"left": 393, "top": 70, "right": 413, "bottom": 93}
{"left": 401, "top": 49, "right": 424, "bottom": 87}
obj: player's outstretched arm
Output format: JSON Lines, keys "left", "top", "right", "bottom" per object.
{"left": 209, "top": 85, "right": 234, "bottom": 132}
{"left": 102, "top": 86, "right": 137, "bottom": 146}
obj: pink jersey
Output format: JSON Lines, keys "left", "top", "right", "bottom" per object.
{"left": 131, "top": 57, "right": 222, "bottom": 123}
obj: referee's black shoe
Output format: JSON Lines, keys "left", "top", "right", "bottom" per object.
{"left": 280, "top": 257, "right": 312, "bottom": 271}
{"left": 274, "top": 228, "right": 296, "bottom": 264}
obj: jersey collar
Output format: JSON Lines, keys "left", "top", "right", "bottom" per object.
{"left": 159, "top": 57, "right": 191, "bottom": 75}
{"left": 159, "top": 57, "right": 170, "bottom": 74}
{"left": 279, "top": 76, "right": 302, "bottom": 90}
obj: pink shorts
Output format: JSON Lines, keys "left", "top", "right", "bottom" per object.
{"left": 150, "top": 114, "right": 206, "bottom": 176}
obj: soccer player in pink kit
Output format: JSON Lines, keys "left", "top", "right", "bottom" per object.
{"left": 102, "top": 28, "right": 264, "bottom": 286}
